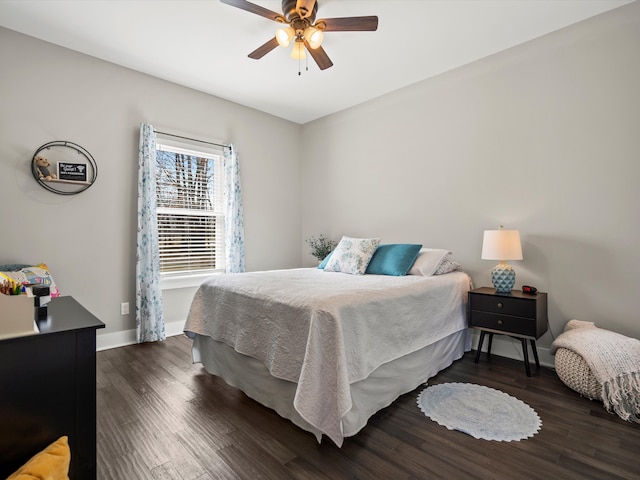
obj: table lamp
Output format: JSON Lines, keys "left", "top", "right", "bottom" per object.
{"left": 481, "top": 225, "right": 523, "bottom": 293}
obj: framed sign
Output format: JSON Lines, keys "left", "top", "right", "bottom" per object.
{"left": 31, "top": 141, "right": 97, "bottom": 195}
{"left": 58, "top": 162, "right": 88, "bottom": 182}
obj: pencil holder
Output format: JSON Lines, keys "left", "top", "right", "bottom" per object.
{"left": 0, "top": 294, "right": 38, "bottom": 340}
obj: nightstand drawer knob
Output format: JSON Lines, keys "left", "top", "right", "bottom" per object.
{"left": 498, "top": 320, "right": 503, "bottom": 325}
{"left": 497, "top": 302, "right": 503, "bottom": 309}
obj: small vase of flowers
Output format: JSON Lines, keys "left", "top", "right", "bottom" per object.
{"left": 306, "top": 234, "right": 337, "bottom": 262}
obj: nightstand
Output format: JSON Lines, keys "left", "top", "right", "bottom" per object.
{"left": 468, "top": 287, "right": 548, "bottom": 376}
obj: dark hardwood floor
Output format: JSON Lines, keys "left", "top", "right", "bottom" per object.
{"left": 96, "top": 335, "right": 640, "bottom": 479}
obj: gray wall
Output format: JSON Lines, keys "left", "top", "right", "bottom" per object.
{"left": 0, "top": 27, "right": 302, "bottom": 340}
{"left": 1, "top": 1, "right": 639, "bottom": 357}
{"left": 300, "top": 2, "right": 640, "bottom": 358}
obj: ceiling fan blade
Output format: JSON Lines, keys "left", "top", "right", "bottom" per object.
{"left": 296, "top": 0, "right": 316, "bottom": 19}
{"left": 248, "top": 37, "right": 280, "bottom": 59}
{"left": 220, "top": 0, "right": 285, "bottom": 22}
{"left": 316, "top": 16, "right": 379, "bottom": 32}
{"left": 303, "top": 40, "right": 333, "bottom": 70}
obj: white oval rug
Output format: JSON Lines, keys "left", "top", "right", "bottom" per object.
{"left": 417, "top": 382, "right": 542, "bottom": 441}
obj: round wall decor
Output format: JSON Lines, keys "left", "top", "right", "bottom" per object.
{"left": 32, "top": 141, "right": 97, "bottom": 195}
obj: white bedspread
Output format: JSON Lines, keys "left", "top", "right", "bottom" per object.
{"left": 184, "top": 268, "right": 471, "bottom": 446}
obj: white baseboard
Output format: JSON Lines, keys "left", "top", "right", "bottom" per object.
{"left": 96, "top": 320, "right": 185, "bottom": 351}
{"left": 470, "top": 330, "right": 554, "bottom": 369}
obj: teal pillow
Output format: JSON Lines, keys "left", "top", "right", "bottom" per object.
{"left": 318, "top": 251, "right": 333, "bottom": 269}
{"left": 365, "top": 244, "right": 423, "bottom": 276}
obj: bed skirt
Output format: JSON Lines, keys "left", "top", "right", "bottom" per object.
{"left": 191, "top": 328, "right": 471, "bottom": 445}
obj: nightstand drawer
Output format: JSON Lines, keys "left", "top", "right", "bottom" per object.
{"left": 469, "top": 293, "right": 536, "bottom": 318}
{"left": 470, "top": 311, "right": 538, "bottom": 337}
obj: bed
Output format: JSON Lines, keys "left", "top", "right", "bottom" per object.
{"left": 184, "top": 260, "right": 472, "bottom": 447}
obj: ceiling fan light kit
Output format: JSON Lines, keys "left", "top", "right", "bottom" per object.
{"left": 305, "top": 26, "right": 323, "bottom": 49}
{"left": 221, "top": 0, "right": 378, "bottom": 72}
{"left": 291, "top": 39, "right": 306, "bottom": 60}
{"left": 275, "top": 26, "right": 294, "bottom": 47}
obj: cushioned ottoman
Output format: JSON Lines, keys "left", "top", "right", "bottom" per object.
{"left": 554, "top": 347, "right": 602, "bottom": 401}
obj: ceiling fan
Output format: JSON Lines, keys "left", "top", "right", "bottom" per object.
{"left": 220, "top": 0, "right": 378, "bottom": 71}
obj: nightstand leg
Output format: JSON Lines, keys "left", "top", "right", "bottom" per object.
{"left": 487, "top": 333, "right": 494, "bottom": 358}
{"left": 475, "top": 331, "right": 486, "bottom": 363}
{"left": 521, "top": 339, "right": 531, "bottom": 377}
{"left": 530, "top": 339, "right": 540, "bottom": 368}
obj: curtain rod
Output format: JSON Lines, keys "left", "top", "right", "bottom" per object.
{"left": 155, "top": 130, "right": 230, "bottom": 150}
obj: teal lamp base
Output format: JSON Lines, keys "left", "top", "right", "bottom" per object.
{"left": 491, "top": 262, "right": 516, "bottom": 293}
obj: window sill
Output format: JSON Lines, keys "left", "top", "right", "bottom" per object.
{"left": 160, "top": 271, "right": 222, "bottom": 290}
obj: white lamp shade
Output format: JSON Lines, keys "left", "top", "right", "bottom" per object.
{"left": 481, "top": 229, "right": 523, "bottom": 261}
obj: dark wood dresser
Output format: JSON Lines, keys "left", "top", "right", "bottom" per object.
{"left": 0, "top": 296, "right": 105, "bottom": 479}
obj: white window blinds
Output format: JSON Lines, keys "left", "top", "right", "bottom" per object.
{"left": 155, "top": 141, "right": 225, "bottom": 276}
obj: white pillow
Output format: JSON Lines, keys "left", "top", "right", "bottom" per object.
{"left": 324, "top": 236, "right": 381, "bottom": 275}
{"left": 407, "top": 248, "right": 451, "bottom": 276}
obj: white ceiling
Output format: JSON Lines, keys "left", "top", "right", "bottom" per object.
{"left": 0, "top": 0, "right": 634, "bottom": 124}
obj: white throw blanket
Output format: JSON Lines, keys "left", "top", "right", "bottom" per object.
{"left": 551, "top": 319, "right": 640, "bottom": 422}
{"left": 184, "top": 268, "right": 471, "bottom": 446}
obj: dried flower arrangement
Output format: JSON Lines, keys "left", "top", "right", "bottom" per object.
{"left": 305, "top": 234, "right": 337, "bottom": 261}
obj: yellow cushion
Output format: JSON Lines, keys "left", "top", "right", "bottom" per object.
{"left": 7, "top": 436, "right": 70, "bottom": 480}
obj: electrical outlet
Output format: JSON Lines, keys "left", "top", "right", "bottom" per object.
{"left": 120, "top": 302, "right": 129, "bottom": 316}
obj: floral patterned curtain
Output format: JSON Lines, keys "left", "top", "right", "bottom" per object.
{"left": 224, "top": 144, "right": 245, "bottom": 273}
{"left": 136, "top": 123, "right": 165, "bottom": 343}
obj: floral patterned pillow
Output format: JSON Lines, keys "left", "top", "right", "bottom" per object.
{"left": 324, "top": 236, "right": 381, "bottom": 275}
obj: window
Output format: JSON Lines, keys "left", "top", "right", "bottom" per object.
{"left": 155, "top": 139, "right": 225, "bottom": 280}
